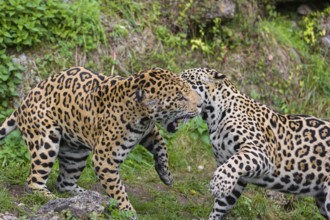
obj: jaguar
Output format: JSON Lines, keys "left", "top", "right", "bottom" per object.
{"left": 180, "top": 67, "right": 330, "bottom": 219}
{"left": 0, "top": 66, "right": 201, "bottom": 215}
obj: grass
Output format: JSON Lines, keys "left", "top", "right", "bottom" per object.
{"left": 255, "top": 17, "right": 330, "bottom": 117}
{"left": 0, "top": 0, "right": 330, "bottom": 219}
{"left": 0, "top": 188, "right": 16, "bottom": 213}
{"left": 0, "top": 118, "right": 326, "bottom": 219}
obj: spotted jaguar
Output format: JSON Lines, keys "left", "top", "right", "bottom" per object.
{"left": 0, "top": 67, "right": 201, "bottom": 215}
{"left": 180, "top": 67, "right": 330, "bottom": 219}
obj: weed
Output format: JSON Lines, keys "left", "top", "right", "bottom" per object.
{"left": 289, "top": 197, "right": 324, "bottom": 220}
{"left": 0, "top": 130, "right": 28, "bottom": 167}
{"left": 0, "top": 164, "right": 28, "bottom": 186}
{"left": 301, "top": 6, "right": 330, "bottom": 46}
{"left": 0, "top": 51, "right": 24, "bottom": 110}
{"left": 0, "top": 0, "right": 329, "bottom": 219}
{"left": 0, "top": 188, "right": 15, "bottom": 212}
{"left": 106, "top": 198, "right": 135, "bottom": 220}
{"left": 20, "top": 193, "right": 50, "bottom": 209}
{"left": 0, "top": 0, "right": 105, "bottom": 51}
{"left": 255, "top": 15, "right": 330, "bottom": 117}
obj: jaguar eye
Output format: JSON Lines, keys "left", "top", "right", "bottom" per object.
{"left": 177, "top": 92, "right": 186, "bottom": 101}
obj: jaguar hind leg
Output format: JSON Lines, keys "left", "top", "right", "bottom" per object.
{"left": 322, "top": 182, "right": 330, "bottom": 219}
{"left": 24, "top": 128, "right": 61, "bottom": 198}
{"left": 56, "top": 143, "right": 90, "bottom": 194}
{"left": 315, "top": 194, "right": 327, "bottom": 218}
{"left": 314, "top": 180, "right": 330, "bottom": 219}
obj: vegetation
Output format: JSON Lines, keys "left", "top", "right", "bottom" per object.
{"left": 0, "top": 0, "right": 105, "bottom": 51}
{"left": 0, "top": 0, "right": 329, "bottom": 219}
{"left": 0, "top": 51, "right": 24, "bottom": 110}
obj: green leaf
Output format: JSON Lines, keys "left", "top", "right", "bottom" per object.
{"left": 201, "top": 135, "right": 211, "bottom": 146}
{"left": 0, "top": 73, "right": 9, "bottom": 81}
{"left": 2, "top": 32, "right": 12, "bottom": 38}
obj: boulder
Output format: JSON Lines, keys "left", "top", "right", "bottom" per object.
{"left": 31, "top": 191, "right": 109, "bottom": 220}
{"left": 0, "top": 212, "right": 18, "bottom": 220}
{"left": 320, "top": 35, "right": 330, "bottom": 48}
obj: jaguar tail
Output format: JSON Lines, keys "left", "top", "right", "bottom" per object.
{"left": 0, "top": 111, "right": 17, "bottom": 141}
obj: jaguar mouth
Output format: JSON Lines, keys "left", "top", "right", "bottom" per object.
{"left": 166, "top": 113, "right": 197, "bottom": 133}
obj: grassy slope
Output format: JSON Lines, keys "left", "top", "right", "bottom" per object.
{"left": 0, "top": 0, "right": 330, "bottom": 219}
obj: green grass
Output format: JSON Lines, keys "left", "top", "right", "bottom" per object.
{"left": 0, "top": 188, "right": 16, "bottom": 213}
{"left": 0, "top": 0, "right": 330, "bottom": 219}
{"left": 0, "top": 119, "right": 327, "bottom": 219}
{"left": 253, "top": 16, "right": 330, "bottom": 117}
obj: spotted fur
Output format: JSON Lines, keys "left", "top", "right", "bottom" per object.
{"left": 180, "top": 68, "right": 330, "bottom": 219}
{"left": 0, "top": 67, "right": 201, "bottom": 215}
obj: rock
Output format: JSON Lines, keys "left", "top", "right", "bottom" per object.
{"left": 30, "top": 191, "right": 109, "bottom": 220}
{"left": 11, "top": 53, "right": 29, "bottom": 66}
{"left": 165, "top": 0, "right": 236, "bottom": 25}
{"left": 320, "top": 15, "right": 330, "bottom": 33}
{"left": 191, "top": 0, "right": 236, "bottom": 20}
{"left": 0, "top": 212, "right": 18, "bottom": 220}
{"left": 320, "top": 35, "right": 330, "bottom": 48}
{"left": 208, "top": 0, "right": 236, "bottom": 19}
{"left": 318, "top": 15, "right": 330, "bottom": 48}
{"left": 297, "top": 4, "right": 312, "bottom": 16}
{"left": 289, "top": 48, "right": 302, "bottom": 64}
{"left": 11, "top": 53, "right": 41, "bottom": 108}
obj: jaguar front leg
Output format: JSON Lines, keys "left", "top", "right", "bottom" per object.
{"left": 210, "top": 146, "right": 273, "bottom": 198}
{"left": 92, "top": 143, "right": 135, "bottom": 213}
{"left": 209, "top": 180, "right": 247, "bottom": 220}
{"left": 140, "top": 127, "right": 173, "bottom": 185}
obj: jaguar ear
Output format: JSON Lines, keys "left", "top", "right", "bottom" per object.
{"left": 135, "top": 88, "right": 160, "bottom": 108}
{"left": 205, "top": 69, "right": 226, "bottom": 83}
{"left": 151, "top": 67, "right": 164, "bottom": 71}
{"left": 209, "top": 69, "right": 226, "bottom": 80}
{"left": 135, "top": 88, "right": 144, "bottom": 102}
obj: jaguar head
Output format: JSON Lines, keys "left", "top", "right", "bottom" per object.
{"left": 134, "top": 68, "right": 202, "bottom": 133}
